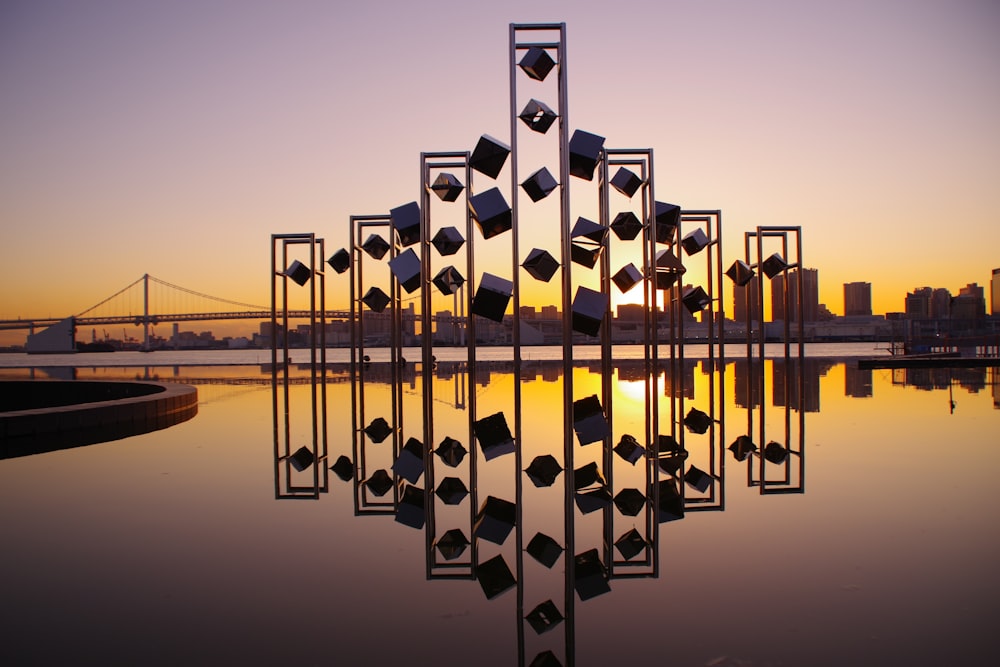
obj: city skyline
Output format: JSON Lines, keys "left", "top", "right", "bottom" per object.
{"left": 1, "top": 1, "right": 998, "bottom": 334}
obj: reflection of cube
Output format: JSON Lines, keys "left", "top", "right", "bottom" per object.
{"left": 614, "top": 488, "right": 647, "bottom": 516}
{"left": 571, "top": 243, "right": 601, "bottom": 269}
{"left": 614, "top": 528, "right": 647, "bottom": 560}
{"left": 572, "top": 287, "right": 608, "bottom": 337}
{"left": 610, "top": 167, "right": 642, "bottom": 198}
{"left": 529, "top": 651, "right": 562, "bottom": 667}
{"left": 388, "top": 248, "right": 421, "bottom": 294}
{"left": 435, "top": 436, "right": 467, "bottom": 467}
{"left": 474, "top": 496, "right": 516, "bottom": 545}
{"left": 573, "top": 394, "right": 610, "bottom": 445}
{"left": 569, "top": 129, "right": 605, "bottom": 181}
{"left": 614, "top": 434, "right": 645, "bottom": 464}
{"left": 472, "top": 273, "right": 512, "bottom": 322}
{"left": 574, "top": 549, "right": 611, "bottom": 601}
{"left": 574, "top": 461, "right": 605, "bottom": 490}
{"left": 284, "top": 260, "right": 311, "bottom": 286}
{"left": 656, "top": 434, "right": 682, "bottom": 455}
{"left": 469, "top": 187, "right": 512, "bottom": 240}
{"left": 470, "top": 134, "right": 511, "bottom": 179}
{"left": 431, "top": 226, "right": 465, "bottom": 256}
{"left": 364, "top": 417, "right": 392, "bottom": 443}
{"left": 395, "top": 483, "right": 425, "bottom": 529}
{"left": 525, "top": 600, "right": 564, "bottom": 635}
{"left": 288, "top": 446, "right": 314, "bottom": 472}
{"left": 682, "top": 227, "right": 710, "bottom": 255}
{"left": 610, "top": 211, "right": 643, "bottom": 241}
{"left": 474, "top": 411, "right": 515, "bottom": 460}
{"left": 519, "top": 98, "right": 557, "bottom": 134}
{"left": 521, "top": 166, "right": 558, "bottom": 202}
{"left": 725, "top": 259, "right": 755, "bottom": 287}
{"left": 728, "top": 435, "right": 757, "bottom": 461}
{"left": 391, "top": 437, "right": 424, "bottom": 484}
{"left": 764, "top": 441, "right": 788, "bottom": 464}
{"left": 762, "top": 253, "right": 789, "bottom": 279}
{"left": 684, "top": 465, "right": 713, "bottom": 493}
{"left": 477, "top": 554, "right": 516, "bottom": 600}
{"left": 682, "top": 286, "right": 711, "bottom": 314}
{"left": 434, "top": 529, "right": 470, "bottom": 561}
{"left": 653, "top": 249, "right": 686, "bottom": 290}
{"left": 526, "top": 532, "right": 563, "bottom": 568}
{"left": 433, "top": 266, "right": 465, "bottom": 296}
{"left": 525, "top": 454, "right": 562, "bottom": 487}
{"left": 435, "top": 477, "right": 469, "bottom": 505}
{"left": 684, "top": 407, "right": 713, "bottom": 434}
{"left": 612, "top": 263, "right": 643, "bottom": 293}
{"left": 575, "top": 487, "right": 612, "bottom": 514}
{"left": 655, "top": 201, "right": 681, "bottom": 244}
{"left": 656, "top": 479, "right": 684, "bottom": 523}
{"left": 659, "top": 452, "right": 686, "bottom": 477}
{"left": 519, "top": 46, "right": 555, "bottom": 81}
{"left": 361, "top": 233, "right": 390, "bottom": 260}
{"left": 390, "top": 201, "right": 421, "bottom": 247}
{"left": 430, "top": 172, "right": 464, "bottom": 202}
{"left": 362, "top": 286, "right": 391, "bottom": 313}
{"left": 330, "top": 455, "right": 354, "bottom": 481}
{"left": 364, "top": 469, "right": 394, "bottom": 497}
{"left": 522, "top": 248, "right": 559, "bottom": 282}
{"left": 327, "top": 248, "right": 350, "bottom": 274}
{"left": 571, "top": 217, "right": 607, "bottom": 243}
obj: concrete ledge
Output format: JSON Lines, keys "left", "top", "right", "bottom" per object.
{"left": 0, "top": 380, "right": 198, "bottom": 458}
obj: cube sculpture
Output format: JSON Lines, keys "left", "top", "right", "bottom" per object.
{"left": 363, "top": 417, "right": 392, "bottom": 443}
{"left": 574, "top": 487, "right": 613, "bottom": 514}
{"left": 682, "top": 227, "right": 710, "bottom": 255}
{"left": 434, "top": 529, "right": 470, "bottom": 561}
{"left": 388, "top": 248, "right": 421, "bottom": 294}
{"left": 728, "top": 435, "right": 757, "bottom": 461}
{"left": 433, "top": 266, "right": 465, "bottom": 296}
{"left": 519, "top": 46, "right": 555, "bottom": 81}
{"left": 762, "top": 253, "right": 789, "bottom": 279}
{"left": 435, "top": 477, "right": 469, "bottom": 505}
{"left": 654, "top": 201, "right": 681, "bottom": 244}
{"left": 364, "top": 469, "right": 394, "bottom": 497}
{"left": 764, "top": 441, "right": 789, "bottom": 464}
{"left": 519, "top": 98, "right": 557, "bottom": 134}
{"left": 574, "top": 461, "right": 606, "bottom": 490}
{"left": 435, "top": 436, "right": 467, "bottom": 467}
{"left": 574, "top": 549, "right": 611, "bottom": 601}
{"left": 572, "top": 217, "right": 608, "bottom": 243}
{"left": 571, "top": 243, "right": 601, "bottom": 269}
{"left": 521, "top": 166, "right": 558, "bottom": 202}
{"left": 684, "top": 465, "right": 713, "bottom": 493}
{"left": 570, "top": 217, "right": 606, "bottom": 268}
{"left": 474, "top": 411, "right": 515, "bottom": 460}
{"left": 391, "top": 437, "right": 424, "bottom": 484}
{"left": 390, "top": 201, "right": 421, "bottom": 247}
{"left": 470, "top": 134, "right": 511, "bottom": 179}
{"left": 472, "top": 273, "right": 513, "bottom": 322}
{"left": 469, "top": 187, "right": 512, "bottom": 240}
{"left": 568, "top": 129, "right": 605, "bottom": 181}
{"left": 525, "top": 600, "right": 564, "bottom": 635}
{"left": 395, "top": 484, "right": 425, "bottom": 529}
{"left": 477, "top": 554, "right": 516, "bottom": 601}
{"left": 361, "top": 286, "right": 391, "bottom": 313}
{"left": 614, "top": 488, "right": 647, "bottom": 516}
{"left": 682, "top": 286, "right": 711, "bottom": 314}
{"left": 684, "top": 407, "right": 713, "bottom": 434}
{"left": 431, "top": 226, "right": 465, "bottom": 256}
{"left": 571, "top": 286, "right": 608, "bottom": 337}
{"left": 610, "top": 167, "right": 643, "bottom": 198}
{"left": 430, "top": 172, "right": 464, "bottom": 202}
{"left": 610, "top": 211, "right": 643, "bottom": 241}
{"left": 656, "top": 479, "right": 685, "bottom": 523}
{"left": 612, "top": 263, "right": 643, "bottom": 294}
{"left": 327, "top": 248, "right": 350, "bottom": 274}
{"left": 573, "top": 395, "right": 610, "bottom": 445}
{"left": 526, "top": 532, "right": 563, "bottom": 569}
{"left": 529, "top": 651, "right": 563, "bottom": 667}
{"left": 726, "top": 259, "right": 756, "bottom": 287}
{"left": 474, "top": 495, "right": 516, "bottom": 545}
{"left": 522, "top": 248, "right": 559, "bottom": 282}
{"left": 653, "top": 249, "right": 686, "bottom": 290}
{"left": 361, "top": 233, "right": 390, "bottom": 260}
{"left": 614, "top": 434, "right": 645, "bottom": 464}
{"left": 284, "top": 260, "right": 311, "bottom": 287}
{"left": 330, "top": 455, "right": 354, "bottom": 481}
{"left": 525, "top": 454, "right": 562, "bottom": 487}
{"left": 288, "top": 446, "right": 314, "bottom": 472}
{"left": 614, "top": 528, "right": 647, "bottom": 561}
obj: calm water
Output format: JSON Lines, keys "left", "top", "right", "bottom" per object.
{"left": 1, "top": 348, "right": 998, "bottom": 666}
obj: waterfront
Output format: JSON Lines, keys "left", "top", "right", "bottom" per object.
{"left": 1, "top": 347, "right": 998, "bottom": 666}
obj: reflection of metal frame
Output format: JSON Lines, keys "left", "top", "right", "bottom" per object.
{"left": 270, "top": 233, "right": 328, "bottom": 499}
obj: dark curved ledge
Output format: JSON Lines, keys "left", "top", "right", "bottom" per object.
{"left": 0, "top": 380, "right": 198, "bottom": 459}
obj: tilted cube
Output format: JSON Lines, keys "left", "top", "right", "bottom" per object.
{"left": 477, "top": 554, "right": 516, "bottom": 600}
{"left": 435, "top": 477, "right": 469, "bottom": 505}
{"left": 391, "top": 436, "right": 424, "bottom": 484}
{"left": 574, "top": 549, "right": 610, "bottom": 601}
{"left": 614, "top": 528, "right": 647, "bottom": 560}
{"left": 653, "top": 249, "right": 686, "bottom": 290}
{"left": 614, "top": 434, "right": 645, "bottom": 464}
{"left": 288, "top": 446, "right": 314, "bottom": 472}
{"left": 612, "top": 263, "right": 643, "bottom": 293}
{"left": 726, "top": 259, "right": 756, "bottom": 287}
{"left": 522, "top": 248, "right": 559, "bottom": 282}
{"left": 395, "top": 483, "right": 425, "bottom": 529}
{"left": 654, "top": 201, "right": 681, "bottom": 244}
{"left": 364, "top": 469, "right": 393, "bottom": 497}
{"left": 435, "top": 436, "right": 467, "bottom": 467}
{"left": 361, "top": 286, "right": 391, "bottom": 313}
{"left": 682, "top": 286, "right": 712, "bottom": 314}
{"left": 610, "top": 167, "right": 642, "bottom": 198}
{"left": 390, "top": 201, "right": 421, "bottom": 247}
{"left": 571, "top": 286, "right": 607, "bottom": 337}
{"left": 470, "top": 134, "right": 511, "bottom": 179}
{"left": 521, "top": 166, "right": 558, "bottom": 202}
{"left": 571, "top": 217, "right": 607, "bottom": 243}
{"left": 525, "top": 454, "right": 562, "bottom": 487}
{"left": 682, "top": 227, "right": 710, "bottom": 255}
{"left": 610, "top": 211, "right": 643, "bottom": 241}
{"left": 388, "top": 248, "right": 421, "bottom": 294}
{"left": 430, "top": 172, "right": 464, "bottom": 202}
{"left": 431, "top": 226, "right": 465, "bottom": 256}
{"left": 284, "top": 260, "right": 311, "bottom": 286}
{"left": 474, "top": 495, "right": 517, "bottom": 545}
{"left": 573, "top": 394, "right": 610, "bottom": 445}
{"left": 571, "top": 243, "right": 601, "bottom": 269}
{"left": 327, "top": 248, "right": 350, "bottom": 274}
{"left": 568, "top": 129, "right": 605, "bottom": 181}
{"left": 474, "top": 411, "right": 515, "bottom": 460}
{"left": 519, "top": 46, "right": 555, "bottom": 81}
{"left": 526, "top": 532, "right": 563, "bottom": 568}
{"left": 471, "top": 272, "right": 512, "bottom": 322}
{"left": 433, "top": 265, "right": 465, "bottom": 296}
{"left": 434, "top": 529, "right": 469, "bottom": 561}
{"left": 519, "top": 98, "right": 557, "bottom": 134}
{"left": 469, "top": 187, "right": 512, "bottom": 240}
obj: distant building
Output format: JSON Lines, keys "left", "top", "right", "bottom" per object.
{"left": 771, "top": 268, "right": 819, "bottom": 322}
{"left": 931, "top": 288, "right": 951, "bottom": 319}
{"left": 843, "top": 282, "right": 872, "bottom": 317}
{"left": 732, "top": 278, "right": 760, "bottom": 323}
{"left": 905, "top": 287, "right": 932, "bottom": 319}
{"left": 993, "top": 268, "right": 1000, "bottom": 316}
{"left": 952, "top": 283, "right": 986, "bottom": 322}
{"left": 540, "top": 305, "right": 559, "bottom": 320}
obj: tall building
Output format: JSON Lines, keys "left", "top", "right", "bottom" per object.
{"left": 905, "top": 287, "right": 932, "bottom": 319}
{"left": 843, "top": 282, "right": 872, "bottom": 316}
{"left": 952, "top": 283, "right": 986, "bottom": 322}
{"left": 993, "top": 269, "right": 1000, "bottom": 316}
{"left": 732, "top": 278, "right": 760, "bottom": 323}
{"left": 771, "top": 268, "right": 819, "bottom": 322}
{"left": 931, "top": 288, "right": 951, "bottom": 319}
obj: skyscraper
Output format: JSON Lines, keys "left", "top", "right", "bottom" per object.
{"left": 992, "top": 269, "right": 1000, "bottom": 316}
{"left": 771, "top": 268, "right": 819, "bottom": 322}
{"left": 732, "top": 278, "right": 760, "bottom": 323}
{"left": 843, "top": 282, "right": 872, "bottom": 316}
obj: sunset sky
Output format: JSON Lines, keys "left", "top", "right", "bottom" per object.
{"left": 1, "top": 0, "right": 998, "bottom": 340}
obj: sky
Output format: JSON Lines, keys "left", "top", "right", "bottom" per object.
{"left": 1, "top": 0, "right": 998, "bottom": 341}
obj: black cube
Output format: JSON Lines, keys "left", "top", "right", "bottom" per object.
{"left": 470, "top": 134, "right": 511, "bottom": 179}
